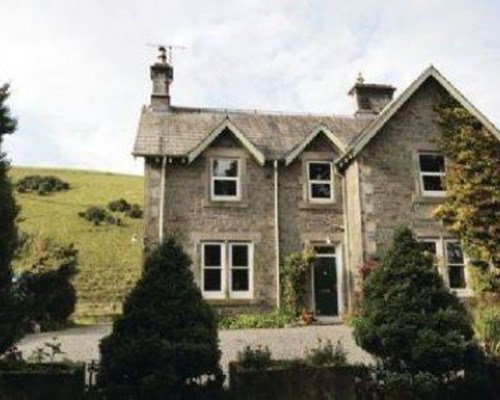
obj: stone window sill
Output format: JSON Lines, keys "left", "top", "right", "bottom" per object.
{"left": 202, "top": 199, "right": 249, "bottom": 209}
{"left": 298, "top": 201, "right": 341, "bottom": 211}
{"left": 207, "top": 299, "right": 257, "bottom": 307}
{"left": 411, "top": 195, "right": 446, "bottom": 205}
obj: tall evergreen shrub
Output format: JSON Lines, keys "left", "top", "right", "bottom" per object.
{"left": 0, "top": 84, "right": 23, "bottom": 354}
{"left": 353, "top": 228, "right": 479, "bottom": 379}
{"left": 99, "top": 238, "right": 223, "bottom": 398}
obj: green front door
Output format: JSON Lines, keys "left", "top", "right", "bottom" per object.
{"left": 313, "top": 248, "right": 338, "bottom": 316}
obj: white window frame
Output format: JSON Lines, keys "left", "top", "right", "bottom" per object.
{"left": 210, "top": 158, "right": 241, "bottom": 201}
{"left": 418, "top": 238, "right": 471, "bottom": 296}
{"left": 201, "top": 242, "right": 253, "bottom": 300}
{"left": 201, "top": 242, "right": 226, "bottom": 299}
{"left": 228, "top": 243, "right": 254, "bottom": 299}
{"left": 307, "top": 161, "right": 334, "bottom": 203}
{"left": 418, "top": 153, "right": 446, "bottom": 197}
{"left": 444, "top": 239, "right": 469, "bottom": 293}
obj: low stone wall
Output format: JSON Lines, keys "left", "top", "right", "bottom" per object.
{"left": 0, "top": 364, "right": 85, "bottom": 400}
{"left": 229, "top": 362, "right": 356, "bottom": 400}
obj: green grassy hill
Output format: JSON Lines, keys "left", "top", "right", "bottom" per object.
{"left": 10, "top": 166, "right": 144, "bottom": 323}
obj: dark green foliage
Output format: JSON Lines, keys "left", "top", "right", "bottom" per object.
{"left": 78, "top": 206, "right": 121, "bottom": 226}
{"left": 0, "top": 84, "right": 23, "bottom": 354}
{"left": 98, "top": 238, "right": 223, "bottom": 397}
{"left": 107, "top": 198, "right": 131, "bottom": 212}
{"left": 305, "top": 339, "right": 347, "bottom": 367}
{"left": 108, "top": 198, "right": 143, "bottom": 219}
{"left": 236, "top": 345, "right": 273, "bottom": 370}
{"left": 353, "top": 228, "right": 479, "bottom": 380}
{"left": 15, "top": 243, "right": 78, "bottom": 325}
{"left": 16, "top": 175, "right": 69, "bottom": 195}
{"left": 125, "top": 203, "right": 143, "bottom": 219}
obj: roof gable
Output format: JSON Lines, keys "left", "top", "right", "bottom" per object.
{"left": 285, "top": 125, "right": 345, "bottom": 166}
{"left": 338, "top": 66, "right": 500, "bottom": 167}
{"left": 187, "top": 118, "right": 266, "bottom": 165}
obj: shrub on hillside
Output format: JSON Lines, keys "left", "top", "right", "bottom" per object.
{"left": 78, "top": 206, "right": 121, "bottom": 226}
{"left": 108, "top": 198, "right": 143, "bottom": 219}
{"left": 16, "top": 175, "right": 69, "bottom": 195}
{"left": 98, "top": 238, "right": 223, "bottom": 398}
{"left": 353, "top": 227, "right": 483, "bottom": 391}
{"left": 15, "top": 242, "right": 78, "bottom": 327}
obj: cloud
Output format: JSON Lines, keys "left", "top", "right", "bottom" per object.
{"left": 1, "top": 0, "right": 499, "bottom": 174}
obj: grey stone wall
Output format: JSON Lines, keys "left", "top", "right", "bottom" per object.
{"left": 349, "top": 78, "right": 449, "bottom": 284}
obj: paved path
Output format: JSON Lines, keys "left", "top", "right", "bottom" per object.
{"left": 19, "top": 324, "right": 373, "bottom": 376}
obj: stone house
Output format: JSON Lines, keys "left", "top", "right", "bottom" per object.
{"left": 133, "top": 49, "right": 500, "bottom": 319}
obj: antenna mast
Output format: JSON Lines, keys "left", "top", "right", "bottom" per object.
{"left": 146, "top": 43, "right": 187, "bottom": 64}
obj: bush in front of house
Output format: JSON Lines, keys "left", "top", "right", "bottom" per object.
{"left": 0, "top": 84, "right": 24, "bottom": 355}
{"left": 305, "top": 339, "right": 347, "bottom": 367}
{"left": 98, "top": 238, "right": 223, "bottom": 398}
{"left": 16, "top": 175, "right": 70, "bottom": 195}
{"left": 15, "top": 242, "right": 78, "bottom": 328}
{"left": 218, "top": 311, "right": 295, "bottom": 330}
{"left": 353, "top": 227, "right": 489, "bottom": 395}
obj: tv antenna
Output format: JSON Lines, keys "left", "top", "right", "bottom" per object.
{"left": 146, "top": 43, "right": 187, "bottom": 64}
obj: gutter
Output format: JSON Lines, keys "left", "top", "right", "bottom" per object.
{"left": 341, "top": 170, "right": 352, "bottom": 313}
{"left": 274, "top": 160, "right": 281, "bottom": 309}
{"left": 158, "top": 156, "right": 167, "bottom": 243}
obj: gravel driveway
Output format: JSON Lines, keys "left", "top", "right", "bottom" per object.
{"left": 19, "top": 324, "right": 373, "bottom": 377}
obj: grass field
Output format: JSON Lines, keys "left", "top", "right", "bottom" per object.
{"left": 10, "top": 166, "right": 144, "bottom": 323}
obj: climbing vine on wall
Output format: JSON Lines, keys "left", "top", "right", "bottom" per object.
{"left": 433, "top": 96, "right": 500, "bottom": 293}
{"left": 280, "top": 247, "right": 314, "bottom": 316}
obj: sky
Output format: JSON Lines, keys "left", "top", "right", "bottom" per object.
{"left": 1, "top": 0, "right": 499, "bottom": 175}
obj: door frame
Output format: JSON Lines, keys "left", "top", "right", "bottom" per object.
{"left": 310, "top": 242, "right": 344, "bottom": 317}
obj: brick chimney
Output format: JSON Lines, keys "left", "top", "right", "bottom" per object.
{"left": 150, "top": 46, "right": 173, "bottom": 110}
{"left": 348, "top": 73, "right": 396, "bottom": 117}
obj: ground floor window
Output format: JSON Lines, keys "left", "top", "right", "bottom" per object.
{"left": 201, "top": 242, "right": 253, "bottom": 299}
{"left": 420, "top": 238, "right": 468, "bottom": 291}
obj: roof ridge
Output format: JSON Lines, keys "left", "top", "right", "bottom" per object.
{"left": 164, "top": 105, "right": 359, "bottom": 119}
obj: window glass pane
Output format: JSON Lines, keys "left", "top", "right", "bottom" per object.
{"left": 232, "top": 245, "right": 248, "bottom": 267}
{"left": 315, "top": 246, "right": 336, "bottom": 255}
{"left": 449, "top": 266, "right": 466, "bottom": 288}
{"left": 311, "top": 183, "right": 331, "bottom": 199}
{"left": 204, "top": 269, "right": 222, "bottom": 291}
{"left": 419, "top": 154, "right": 445, "bottom": 172}
{"left": 421, "top": 242, "right": 437, "bottom": 255}
{"left": 447, "top": 242, "right": 464, "bottom": 264}
{"left": 232, "top": 269, "right": 249, "bottom": 291}
{"left": 213, "top": 159, "right": 238, "bottom": 177}
{"left": 214, "top": 180, "right": 237, "bottom": 196}
{"left": 204, "top": 245, "right": 221, "bottom": 267}
{"left": 422, "top": 176, "right": 444, "bottom": 191}
{"left": 309, "top": 163, "right": 331, "bottom": 180}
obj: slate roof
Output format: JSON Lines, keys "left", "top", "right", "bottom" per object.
{"left": 133, "top": 106, "right": 372, "bottom": 160}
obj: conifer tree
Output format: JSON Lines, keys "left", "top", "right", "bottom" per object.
{"left": 0, "top": 84, "right": 23, "bottom": 354}
{"left": 353, "top": 228, "right": 478, "bottom": 380}
{"left": 99, "top": 238, "right": 223, "bottom": 398}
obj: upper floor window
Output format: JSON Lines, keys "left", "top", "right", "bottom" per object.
{"left": 211, "top": 158, "right": 240, "bottom": 201}
{"left": 307, "top": 161, "right": 333, "bottom": 203}
{"left": 201, "top": 242, "right": 253, "bottom": 299}
{"left": 418, "top": 153, "right": 446, "bottom": 196}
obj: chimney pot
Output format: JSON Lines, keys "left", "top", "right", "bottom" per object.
{"left": 150, "top": 47, "right": 173, "bottom": 110}
{"left": 348, "top": 77, "right": 396, "bottom": 117}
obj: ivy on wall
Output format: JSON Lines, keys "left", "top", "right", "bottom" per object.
{"left": 280, "top": 247, "right": 314, "bottom": 316}
{"left": 433, "top": 96, "right": 500, "bottom": 294}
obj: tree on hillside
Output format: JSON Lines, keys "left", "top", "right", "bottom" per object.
{"left": 0, "top": 84, "right": 23, "bottom": 354}
{"left": 434, "top": 97, "right": 500, "bottom": 291}
{"left": 353, "top": 228, "right": 479, "bottom": 387}
{"left": 98, "top": 238, "right": 223, "bottom": 399}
